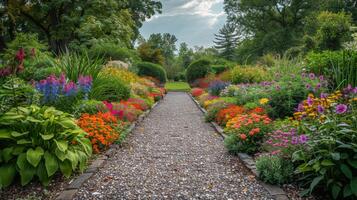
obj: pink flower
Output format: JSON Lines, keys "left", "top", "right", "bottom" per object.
{"left": 16, "top": 48, "right": 25, "bottom": 62}
{"left": 335, "top": 104, "right": 348, "bottom": 114}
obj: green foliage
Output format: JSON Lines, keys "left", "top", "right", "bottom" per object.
{"left": 205, "top": 102, "right": 230, "bottom": 122}
{"left": 136, "top": 62, "right": 167, "bottom": 83}
{"left": 293, "top": 104, "right": 357, "bottom": 199}
{"left": 186, "top": 59, "right": 211, "bottom": 83}
{"left": 1, "top": 33, "right": 48, "bottom": 62}
{"left": 211, "top": 65, "right": 228, "bottom": 75}
{"left": 214, "top": 24, "right": 239, "bottom": 60}
{"left": 224, "top": 134, "right": 241, "bottom": 155}
{"left": 91, "top": 74, "right": 130, "bottom": 102}
{"left": 31, "top": 67, "right": 61, "bottom": 81}
{"left": 306, "top": 50, "right": 357, "bottom": 88}
{"left": 0, "top": 106, "right": 92, "bottom": 188}
{"left": 137, "top": 42, "right": 165, "bottom": 66}
{"left": 49, "top": 51, "right": 105, "bottom": 82}
{"left": 73, "top": 100, "right": 103, "bottom": 118}
{"left": 256, "top": 155, "right": 294, "bottom": 185}
{"left": 88, "top": 42, "right": 140, "bottom": 63}
{"left": 307, "top": 11, "right": 352, "bottom": 51}
{"left": 230, "top": 66, "right": 268, "bottom": 84}
{"left": 0, "top": 77, "right": 39, "bottom": 115}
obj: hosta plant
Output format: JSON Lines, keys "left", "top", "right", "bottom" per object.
{"left": 0, "top": 106, "right": 92, "bottom": 188}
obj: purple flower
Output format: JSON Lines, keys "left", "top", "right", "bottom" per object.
{"left": 297, "top": 103, "right": 304, "bottom": 112}
{"left": 301, "top": 72, "right": 307, "bottom": 78}
{"left": 353, "top": 87, "right": 357, "bottom": 94}
{"left": 299, "top": 135, "right": 308, "bottom": 144}
{"left": 319, "top": 75, "right": 324, "bottom": 81}
{"left": 275, "top": 85, "right": 281, "bottom": 90}
{"left": 317, "top": 105, "right": 324, "bottom": 114}
{"left": 309, "top": 73, "right": 315, "bottom": 79}
{"left": 306, "top": 84, "right": 311, "bottom": 89}
{"left": 320, "top": 93, "right": 328, "bottom": 99}
{"left": 335, "top": 104, "right": 348, "bottom": 114}
{"left": 291, "top": 136, "right": 299, "bottom": 145}
{"left": 316, "top": 83, "right": 321, "bottom": 89}
{"left": 307, "top": 96, "right": 314, "bottom": 106}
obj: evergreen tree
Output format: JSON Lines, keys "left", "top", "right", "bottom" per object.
{"left": 214, "top": 24, "right": 240, "bottom": 60}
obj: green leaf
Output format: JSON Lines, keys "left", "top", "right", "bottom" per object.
{"left": 17, "top": 153, "right": 29, "bottom": 170}
{"left": 25, "top": 116, "right": 43, "bottom": 123}
{"left": 321, "top": 159, "right": 335, "bottom": 166}
{"left": 59, "top": 160, "right": 72, "bottom": 178}
{"left": 0, "top": 129, "right": 12, "bottom": 139}
{"left": 77, "top": 151, "right": 88, "bottom": 172}
{"left": 44, "top": 151, "right": 58, "bottom": 177}
{"left": 55, "top": 148, "right": 66, "bottom": 161}
{"left": 0, "top": 163, "right": 16, "bottom": 188}
{"left": 17, "top": 139, "right": 32, "bottom": 145}
{"left": 37, "top": 161, "right": 50, "bottom": 186}
{"left": 40, "top": 133, "right": 54, "bottom": 140}
{"left": 19, "top": 166, "right": 36, "bottom": 186}
{"left": 343, "top": 185, "right": 352, "bottom": 198}
{"left": 347, "top": 159, "right": 357, "bottom": 169}
{"left": 310, "top": 176, "right": 324, "bottom": 193}
{"left": 332, "top": 184, "right": 341, "bottom": 199}
{"left": 11, "top": 131, "right": 29, "bottom": 137}
{"left": 331, "top": 153, "right": 340, "bottom": 160}
{"left": 26, "top": 147, "right": 44, "bottom": 167}
{"left": 55, "top": 140, "right": 68, "bottom": 152}
{"left": 2, "top": 147, "right": 14, "bottom": 163}
{"left": 66, "top": 150, "right": 79, "bottom": 170}
{"left": 58, "top": 119, "right": 77, "bottom": 129}
{"left": 351, "top": 178, "right": 357, "bottom": 196}
{"left": 12, "top": 146, "right": 25, "bottom": 155}
{"left": 340, "top": 164, "right": 352, "bottom": 179}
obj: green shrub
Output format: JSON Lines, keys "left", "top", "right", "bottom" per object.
{"left": 306, "top": 50, "right": 357, "bottom": 88}
{"left": 256, "top": 155, "right": 294, "bottom": 185}
{"left": 135, "top": 62, "right": 167, "bottom": 83}
{"left": 186, "top": 59, "right": 211, "bottom": 83}
{"left": 90, "top": 74, "right": 130, "bottom": 102}
{"left": 0, "top": 106, "right": 92, "bottom": 188}
{"left": 49, "top": 51, "right": 105, "bottom": 82}
{"left": 73, "top": 100, "right": 103, "bottom": 118}
{"left": 230, "top": 66, "right": 268, "bottom": 84}
{"left": 224, "top": 134, "right": 241, "bottom": 154}
{"left": 211, "top": 65, "right": 227, "bottom": 75}
{"left": 1, "top": 33, "right": 49, "bottom": 62}
{"left": 0, "top": 77, "right": 39, "bottom": 115}
{"left": 89, "top": 43, "right": 140, "bottom": 63}
{"left": 32, "top": 67, "right": 61, "bottom": 81}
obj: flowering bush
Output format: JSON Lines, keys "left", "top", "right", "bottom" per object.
{"left": 205, "top": 101, "right": 231, "bottom": 122}
{"left": 191, "top": 88, "right": 204, "bottom": 97}
{"left": 208, "top": 80, "right": 229, "bottom": 96}
{"left": 35, "top": 74, "right": 92, "bottom": 112}
{"left": 77, "top": 112, "right": 124, "bottom": 153}
{"left": 101, "top": 101, "right": 142, "bottom": 122}
{"left": 291, "top": 86, "right": 357, "bottom": 199}
{"left": 120, "top": 98, "right": 149, "bottom": 111}
{"left": 216, "top": 105, "right": 246, "bottom": 126}
{"left": 100, "top": 67, "right": 139, "bottom": 84}
{"left": 225, "top": 113, "right": 272, "bottom": 154}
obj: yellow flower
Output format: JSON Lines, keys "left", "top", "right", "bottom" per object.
{"left": 353, "top": 98, "right": 357, "bottom": 101}
{"left": 259, "top": 98, "right": 269, "bottom": 105}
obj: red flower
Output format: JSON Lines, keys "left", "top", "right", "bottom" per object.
{"left": 240, "top": 134, "right": 247, "bottom": 140}
{"left": 16, "top": 48, "right": 25, "bottom": 62}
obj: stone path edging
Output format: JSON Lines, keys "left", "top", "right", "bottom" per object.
{"left": 56, "top": 100, "right": 162, "bottom": 200}
{"left": 188, "top": 93, "right": 289, "bottom": 200}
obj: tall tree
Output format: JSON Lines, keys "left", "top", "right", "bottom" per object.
{"left": 178, "top": 42, "right": 194, "bottom": 68}
{"left": 214, "top": 24, "right": 240, "bottom": 60}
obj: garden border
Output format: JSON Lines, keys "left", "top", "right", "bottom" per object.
{"left": 188, "top": 93, "right": 289, "bottom": 200}
{"left": 55, "top": 99, "right": 162, "bottom": 200}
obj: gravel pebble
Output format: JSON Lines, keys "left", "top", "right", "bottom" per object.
{"left": 74, "top": 92, "right": 273, "bottom": 200}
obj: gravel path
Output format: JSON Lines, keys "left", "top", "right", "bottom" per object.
{"left": 74, "top": 92, "right": 272, "bottom": 200}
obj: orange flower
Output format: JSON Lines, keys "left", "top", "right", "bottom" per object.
{"left": 240, "top": 134, "right": 247, "bottom": 140}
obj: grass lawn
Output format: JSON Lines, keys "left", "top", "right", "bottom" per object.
{"left": 165, "top": 82, "right": 191, "bottom": 92}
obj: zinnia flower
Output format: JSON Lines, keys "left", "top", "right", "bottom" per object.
{"left": 240, "top": 134, "right": 247, "bottom": 140}
{"left": 335, "top": 104, "right": 348, "bottom": 114}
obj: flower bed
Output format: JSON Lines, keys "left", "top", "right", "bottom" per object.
{"left": 190, "top": 63, "right": 357, "bottom": 199}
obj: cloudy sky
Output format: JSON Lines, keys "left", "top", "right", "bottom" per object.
{"left": 139, "top": 0, "right": 227, "bottom": 48}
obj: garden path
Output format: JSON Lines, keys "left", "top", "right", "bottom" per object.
{"left": 74, "top": 92, "right": 272, "bottom": 199}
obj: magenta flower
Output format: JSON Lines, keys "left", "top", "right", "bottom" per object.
{"left": 320, "top": 93, "right": 328, "bottom": 99}
{"left": 291, "top": 136, "right": 299, "bottom": 145}
{"left": 306, "top": 84, "right": 311, "bottom": 89}
{"left": 299, "top": 135, "right": 308, "bottom": 144}
{"left": 316, "top": 83, "right": 321, "bottom": 89}
{"left": 309, "top": 73, "right": 315, "bottom": 79}
{"left": 297, "top": 103, "right": 304, "bottom": 112}
{"left": 317, "top": 105, "right": 324, "bottom": 114}
{"left": 16, "top": 48, "right": 25, "bottom": 62}
{"left": 307, "top": 96, "right": 313, "bottom": 106}
{"left": 335, "top": 104, "right": 348, "bottom": 114}
{"left": 319, "top": 75, "right": 324, "bottom": 81}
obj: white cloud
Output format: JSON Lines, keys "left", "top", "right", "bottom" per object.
{"left": 147, "top": 0, "right": 225, "bottom": 27}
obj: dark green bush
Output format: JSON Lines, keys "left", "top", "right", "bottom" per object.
{"left": 186, "top": 59, "right": 211, "bottom": 83}
{"left": 90, "top": 74, "right": 130, "bottom": 102}
{"left": 74, "top": 100, "right": 103, "bottom": 118}
{"left": 135, "top": 62, "right": 167, "bottom": 83}
{"left": 89, "top": 43, "right": 140, "bottom": 63}
{"left": 224, "top": 134, "right": 241, "bottom": 154}
{"left": 212, "top": 65, "right": 227, "bottom": 75}
{"left": 256, "top": 155, "right": 294, "bottom": 185}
